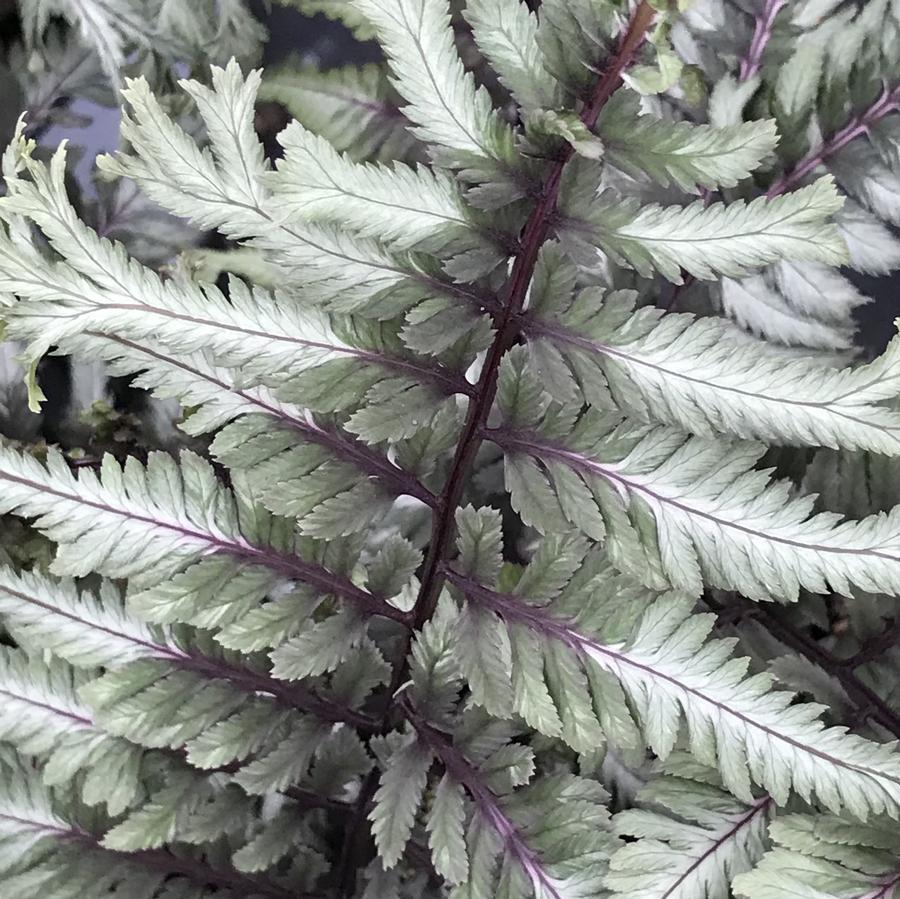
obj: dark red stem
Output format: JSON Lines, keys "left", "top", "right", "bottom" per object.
{"left": 336, "top": 7, "right": 656, "bottom": 893}
{"left": 406, "top": 0, "right": 656, "bottom": 643}
{"left": 404, "top": 701, "right": 565, "bottom": 899}
{"left": 738, "top": 0, "right": 787, "bottom": 83}
{"left": 767, "top": 83, "right": 900, "bottom": 197}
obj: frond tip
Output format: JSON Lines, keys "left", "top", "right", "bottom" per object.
{"left": 576, "top": 177, "right": 848, "bottom": 283}
{"left": 352, "top": 0, "right": 516, "bottom": 167}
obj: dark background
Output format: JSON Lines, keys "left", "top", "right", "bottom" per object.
{"left": 249, "top": 1, "right": 382, "bottom": 68}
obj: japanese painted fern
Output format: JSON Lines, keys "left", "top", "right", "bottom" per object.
{"left": 1, "top": 0, "right": 900, "bottom": 897}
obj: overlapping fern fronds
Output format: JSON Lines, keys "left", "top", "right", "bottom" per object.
{"left": 2, "top": 0, "right": 900, "bottom": 896}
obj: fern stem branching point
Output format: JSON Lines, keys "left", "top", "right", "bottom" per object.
{"left": 337, "top": 6, "right": 657, "bottom": 890}
{"left": 403, "top": 698, "right": 565, "bottom": 899}
{"left": 407, "top": 0, "right": 656, "bottom": 637}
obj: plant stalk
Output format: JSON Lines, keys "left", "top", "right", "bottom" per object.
{"left": 336, "top": 4, "right": 657, "bottom": 892}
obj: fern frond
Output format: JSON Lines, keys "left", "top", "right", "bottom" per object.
{"left": 95, "top": 772, "right": 325, "bottom": 881}
{"left": 496, "top": 418, "right": 900, "bottom": 600}
{"left": 837, "top": 201, "right": 900, "bottom": 274}
{"left": 21, "top": 0, "right": 154, "bottom": 84}
{"left": 0, "top": 565, "right": 176, "bottom": 668}
{"left": 3, "top": 1, "right": 900, "bottom": 894}
{"left": 370, "top": 734, "right": 433, "bottom": 869}
{"left": 832, "top": 141, "right": 900, "bottom": 228}
{"left": 95, "top": 65, "right": 497, "bottom": 315}
{"left": 94, "top": 68, "right": 442, "bottom": 301}
{"left": 491, "top": 353, "right": 900, "bottom": 600}
{"left": 78, "top": 658, "right": 321, "bottom": 767}
{"left": 257, "top": 61, "right": 419, "bottom": 163}
{"left": 0, "top": 563, "right": 373, "bottom": 737}
{"left": 570, "top": 177, "right": 847, "bottom": 283}
{"left": 0, "top": 444, "right": 405, "bottom": 627}
{"left": 427, "top": 771, "right": 468, "bottom": 884}
{"left": 351, "top": 0, "right": 516, "bottom": 169}
{"left": 100, "top": 769, "right": 221, "bottom": 851}
{"left": 0, "top": 234, "right": 401, "bottom": 389}
{"left": 535, "top": 0, "right": 627, "bottom": 97}
{"left": 0, "top": 757, "right": 299, "bottom": 899}
{"left": 523, "top": 246, "right": 900, "bottom": 451}
{"left": 0, "top": 149, "right": 469, "bottom": 443}
{"left": 51, "top": 332, "right": 436, "bottom": 515}
{"left": 270, "top": 121, "right": 488, "bottom": 253}
{"left": 23, "top": 0, "right": 262, "bottom": 86}
{"left": 607, "top": 757, "right": 773, "bottom": 899}
{"left": 596, "top": 90, "right": 780, "bottom": 191}
{"left": 0, "top": 648, "right": 146, "bottom": 815}
{"left": 408, "top": 596, "right": 464, "bottom": 727}
{"left": 15, "top": 36, "right": 108, "bottom": 135}
{"left": 446, "top": 528, "right": 900, "bottom": 820}
{"left": 733, "top": 814, "right": 900, "bottom": 898}
{"left": 719, "top": 273, "right": 860, "bottom": 351}
{"left": 463, "top": 0, "right": 558, "bottom": 112}
{"left": 372, "top": 700, "right": 618, "bottom": 897}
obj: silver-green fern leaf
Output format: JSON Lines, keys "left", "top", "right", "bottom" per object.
{"left": 0, "top": 0, "right": 899, "bottom": 896}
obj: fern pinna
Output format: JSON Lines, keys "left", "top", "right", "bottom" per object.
{"left": 1, "top": 0, "right": 900, "bottom": 896}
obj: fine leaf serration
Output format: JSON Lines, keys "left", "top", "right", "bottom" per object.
{"left": 2, "top": 0, "right": 900, "bottom": 897}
